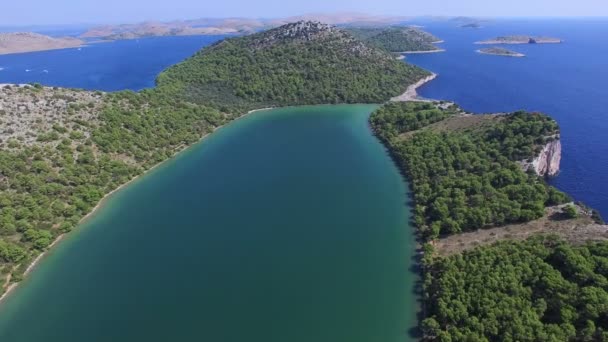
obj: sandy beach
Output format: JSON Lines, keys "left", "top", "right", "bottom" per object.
{"left": 391, "top": 73, "right": 438, "bottom": 102}
{"left": 0, "top": 105, "right": 272, "bottom": 305}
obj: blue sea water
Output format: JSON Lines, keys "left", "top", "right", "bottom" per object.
{"left": 0, "top": 35, "right": 224, "bottom": 91}
{"left": 406, "top": 18, "right": 608, "bottom": 217}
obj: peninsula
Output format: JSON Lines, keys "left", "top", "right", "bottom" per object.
{"left": 0, "top": 32, "right": 83, "bottom": 55}
{"left": 346, "top": 26, "right": 445, "bottom": 53}
{"left": 370, "top": 101, "right": 607, "bottom": 340}
{"left": 477, "top": 47, "right": 525, "bottom": 57}
{"left": 476, "top": 35, "right": 563, "bottom": 44}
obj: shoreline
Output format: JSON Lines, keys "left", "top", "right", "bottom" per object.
{"left": 0, "top": 106, "right": 270, "bottom": 306}
{"left": 390, "top": 73, "right": 438, "bottom": 102}
{"left": 0, "top": 44, "right": 85, "bottom": 56}
{"left": 398, "top": 49, "right": 445, "bottom": 54}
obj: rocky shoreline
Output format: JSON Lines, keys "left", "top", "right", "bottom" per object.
{"left": 390, "top": 73, "right": 437, "bottom": 102}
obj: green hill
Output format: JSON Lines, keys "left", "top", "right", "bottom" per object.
{"left": 156, "top": 21, "right": 429, "bottom": 112}
{"left": 345, "top": 26, "right": 442, "bottom": 52}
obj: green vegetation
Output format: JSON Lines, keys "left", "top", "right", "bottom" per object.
{"left": 422, "top": 237, "right": 608, "bottom": 341}
{"left": 346, "top": 26, "right": 442, "bottom": 52}
{"left": 370, "top": 102, "right": 608, "bottom": 341}
{"left": 156, "top": 21, "right": 428, "bottom": 112}
{"left": 563, "top": 204, "right": 579, "bottom": 219}
{"left": 0, "top": 21, "right": 428, "bottom": 293}
{"left": 0, "top": 89, "right": 224, "bottom": 285}
{"left": 370, "top": 102, "right": 568, "bottom": 240}
{"left": 478, "top": 47, "right": 525, "bottom": 57}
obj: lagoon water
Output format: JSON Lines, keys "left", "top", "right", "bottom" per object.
{"left": 406, "top": 18, "right": 608, "bottom": 216}
{"left": 0, "top": 105, "right": 417, "bottom": 341}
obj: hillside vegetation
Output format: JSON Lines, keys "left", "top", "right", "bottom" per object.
{"left": 346, "top": 27, "right": 442, "bottom": 52}
{"left": 0, "top": 22, "right": 428, "bottom": 294}
{"left": 370, "top": 101, "right": 607, "bottom": 341}
{"left": 156, "top": 21, "right": 429, "bottom": 112}
{"left": 371, "top": 102, "right": 568, "bottom": 240}
{"left": 423, "top": 237, "right": 608, "bottom": 341}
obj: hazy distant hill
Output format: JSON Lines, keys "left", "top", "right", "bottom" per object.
{"left": 0, "top": 32, "right": 83, "bottom": 55}
{"left": 156, "top": 21, "right": 429, "bottom": 111}
{"left": 79, "top": 13, "right": 409, "bottom": 40}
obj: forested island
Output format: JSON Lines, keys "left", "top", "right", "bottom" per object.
{"left": 476, "top": 35, "right": 563, "bottom": 44}
{"left": 370, "top": 101, "right": 608, "bottom": 341}
{"left": 0, "top": 20, "right": 606, "bottom": 341}
{"left": 477, "top": 47, "right": 525, "bottom": 57}
{"left": 346, "top": 26, "right": 444, "bottom": 53}
{"left": 0, "top": 21, "right": 426, "bottom": 297}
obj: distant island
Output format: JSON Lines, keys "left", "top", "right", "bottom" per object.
{"left": 461, "top": 22, "right": 481, "bottom": 28}
{"left": 346, "top": 26, "right": 444, "bottom": 54}
{"left": 79, "top": 13, "right": 410, "bottom": 41}
{"left": 0, "top": 32, "right": 83, "bottom": 55}
{"left": 450, "top": 16, "right": 487, "bottom": 28}
{"left": 477, "top": 47, "right": 525, "bottom": 57}
{"left": 476, "top": 35, "right": 563, "bottom": 44}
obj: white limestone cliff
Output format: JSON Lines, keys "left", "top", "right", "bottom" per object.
{"left": 532, "top": 139, "right": 561, "bottom": 177}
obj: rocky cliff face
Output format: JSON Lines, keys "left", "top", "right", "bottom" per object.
{"left": 532, "top": 139, "right": 561, "bottom": 177}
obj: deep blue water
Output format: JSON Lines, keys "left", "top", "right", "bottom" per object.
{"left": 406, "top": 18, "right": 608, "bottom": 217}
{"left": 0, "top": 35, "right": 224, "bottom": 91}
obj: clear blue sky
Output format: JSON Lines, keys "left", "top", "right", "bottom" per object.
{"left": 3, "top": 0, "right": 608, "bottom": 26}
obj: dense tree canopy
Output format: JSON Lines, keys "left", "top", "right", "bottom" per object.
{"left": 156, "top": 22, "right": 429, "bottom": 112}
{"left": 370, "top": 103, "right": 568, "bottom": 239}
{"left": 423, "top": 237, "right": 608, "bottom": 341}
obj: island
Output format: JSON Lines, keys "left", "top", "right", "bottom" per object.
{"left": 0, "top": 20, "right": 606, "bottom": 341}
{"left": 476, "top": 35, "right": 563, "bottom": 44}
{"left": 477, "top": 47, "right": 525, "bottom": 57}
{"left": 461, "top": 22, "right": 481, "bottom": 28}
{"left": 346, "top": 26, "right": 445, "bottom": 54}
{"left": 0, "top": 32, "right": 83, "bottom": 55}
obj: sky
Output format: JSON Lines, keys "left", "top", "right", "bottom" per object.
{"left": 2, "top": 0, "right": 608, "bottom": 26}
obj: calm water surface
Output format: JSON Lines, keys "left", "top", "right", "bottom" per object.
{"left": 0, "top": 35, "right": 224, "bottom": 90}
{"left": 406, "top": 18, "right": 608, "bottom": 216}
{"left": 0, "top": 105, "right": 417, "bottom": 342}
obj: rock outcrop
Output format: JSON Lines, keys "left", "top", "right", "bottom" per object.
{"left": 532, "top": 139, "right": 561, "bottom": 177}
